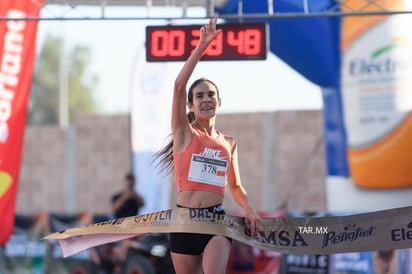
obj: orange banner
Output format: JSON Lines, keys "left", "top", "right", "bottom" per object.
{"left": 341, "top": 0, "right": 412, "bottom": 189}
{"left": 0, "top": 0, "right": 43, "bottom": 244}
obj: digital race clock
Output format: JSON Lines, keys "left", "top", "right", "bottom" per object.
{"left": 145, "top": 23, "right": 267, "bottom": 62}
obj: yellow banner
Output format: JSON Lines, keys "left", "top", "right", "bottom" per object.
{"left": 44, "top": 206, "right": 412, "bottom": 257}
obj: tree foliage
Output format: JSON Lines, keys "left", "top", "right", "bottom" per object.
{"left": 28, "top": 34, "right": 98, "bottom": 125}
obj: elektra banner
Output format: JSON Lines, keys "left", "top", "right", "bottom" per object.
{"left": 0, "top": 0, "right": 43, "bottom": 244}
{"left": 45, "top": 206, "right": 412, "bottom": 258}
{"left": 341, "top": 0, "right": 412, "bottom": 190}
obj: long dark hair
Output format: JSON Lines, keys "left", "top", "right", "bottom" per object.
{"left": 153, "top": 78, "right": 219, "bottom": 175}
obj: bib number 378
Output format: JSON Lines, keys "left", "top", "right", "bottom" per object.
{"left": 188, "top": 154, "right": 228, "bottom": 187}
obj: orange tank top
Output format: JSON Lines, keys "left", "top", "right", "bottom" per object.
{"left": 173, "top": 127, "right": 232, "bottom": 196}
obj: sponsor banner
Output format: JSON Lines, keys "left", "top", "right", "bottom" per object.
{"left": 281, "top": 254, "right": 328, "bottom": 274}
{"left": 0, "top": 0, "right": 43, "bottom": 244}
{"left": 1, "top": 213, "right": 48, "bottom": 274}
{"left": 329, "top": 249, "right": 412, "bottom": 274}
{"left": 0, "top": 213, "right": 112, "bottom": 273}
{"left": 329, "top": 252, "right": 374, "bottom": 274}
{"left": 329, "top": 0, "right": 412, "bottom": 213}
{"left": 45, "top": 206, "right": 412, "bottom": 258}
{"left": 341, "top": 0, "right": 412, "bottom": 189}
{"left": 130, "top": 47, "right": 174, "bottom": 214}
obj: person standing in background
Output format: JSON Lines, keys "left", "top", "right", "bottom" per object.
{"left": 110, "top": 172, "right": 145, "bottom": 273}
{"left": 112, "top": 172, "right": 145, "bottom": 219}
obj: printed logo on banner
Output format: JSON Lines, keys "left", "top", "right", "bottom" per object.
{"left": 391, "top": 220, "right": 412, "bottom": 241}
{"left": 133, "top": 209, "right": 172, "bottom": 227}
{"left": 322, "top": 223, "right": 376, "bottom": 248}
{"left": 258, "top": 226, "right": 308, "bottom": 248}
{"left": 92, "top": 218, "right": 125, "bottom": 226}
{"left": 187, "top": 209, "right": 310, "bottom": 247}
{"left": 186, "top": 208, "right": 235, "bottom": 227}
{"left": 189, "top": 208, "right": 226, "bottom": 222}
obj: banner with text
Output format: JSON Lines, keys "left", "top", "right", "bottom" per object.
{"left": 0, "top": 0, "right": 43, "bottom": 244}
{"left": 45, "top": 206, "right": 412, "bottom": 258}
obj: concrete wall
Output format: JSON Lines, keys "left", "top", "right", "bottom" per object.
{"left": 18, "top": 115, "right": 131, "bottom": 215}
{"left": 16, "top": 110, "right": 326, "bottom": 215}
{"left": 217, "top": 111, "right": 326, "bottom": 213}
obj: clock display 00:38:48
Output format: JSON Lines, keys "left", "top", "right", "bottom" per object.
{"left": 145, "top": 23, "right": 267, "bottom": 62}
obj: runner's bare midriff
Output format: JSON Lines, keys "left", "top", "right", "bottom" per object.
{"left": 176, "top": 190, "right": 224, "bottom": 208}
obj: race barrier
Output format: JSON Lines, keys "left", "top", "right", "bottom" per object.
{"left": 45, "top": 206, "right": 412, "bottom": 258}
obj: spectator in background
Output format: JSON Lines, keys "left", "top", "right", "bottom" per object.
{"left": 112, "top": 172, "right": 145, "bottom": 219}
{"left": 110, "top": 172, "right": 145, "bottom": 273}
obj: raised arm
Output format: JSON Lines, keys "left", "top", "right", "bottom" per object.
{"left": 171, "top": 15, "right": 222, "bottom": 153}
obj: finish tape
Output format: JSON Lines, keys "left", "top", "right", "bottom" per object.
{"left": 44, "top": 206, "right": 412, "bottom": 257}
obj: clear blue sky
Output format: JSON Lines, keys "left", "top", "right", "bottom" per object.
{"left": 36, "top": 5, "right": 322, "bottom": 114}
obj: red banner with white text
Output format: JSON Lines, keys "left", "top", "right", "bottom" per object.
{"left": 0, "top": 0, "right": 43, "bottom": 244}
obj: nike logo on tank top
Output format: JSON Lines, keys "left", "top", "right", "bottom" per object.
{"left": 173, "top": 128, "right": 231, "bottom": 195}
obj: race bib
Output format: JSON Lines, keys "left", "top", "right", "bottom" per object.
{"left": 188, "top": 154, "right": 228, "bottom": 187}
